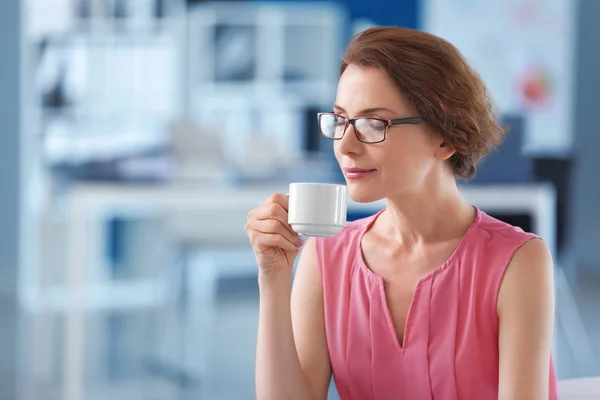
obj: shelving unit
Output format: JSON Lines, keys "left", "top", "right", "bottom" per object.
{"left": 29, "top": 0, "right": 187, "bottom": 166}
{"left": 185, "top": 2, "right": 348, "bottom": 178}
{"left": 187, "top": 2, "right": 346, "bottom": 102}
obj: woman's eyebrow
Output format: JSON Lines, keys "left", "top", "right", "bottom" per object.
{"left": 333, "top": 104, "right": 396, "bottom": 115}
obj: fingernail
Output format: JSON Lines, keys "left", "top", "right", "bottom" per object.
{"left": 296, "top": 236, "right": 304, "bottom": 246}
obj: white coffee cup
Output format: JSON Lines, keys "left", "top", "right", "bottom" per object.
{"left": 288, "top": 182, "right": 347, "bottom": 237}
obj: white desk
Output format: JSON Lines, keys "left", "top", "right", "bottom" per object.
{"left": 61, "top": 182, "right": 557, "bottom": 400}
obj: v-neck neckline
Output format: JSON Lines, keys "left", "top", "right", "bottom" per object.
{"left": 355, "top": 206, "right": 481, "bottom": 350}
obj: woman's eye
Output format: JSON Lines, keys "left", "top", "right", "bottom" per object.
{"left": 334, "top": 116, "right": 346, "bottom": 126}
{"left": 366, "top": 120, "right": 384, "bottom": 130}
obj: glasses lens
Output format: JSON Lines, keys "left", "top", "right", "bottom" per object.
{"left": 319, "top": 114, "right": 346, "bottom": 139}
{"left": 355, "top": 118, "right": 386, "bottom": 143}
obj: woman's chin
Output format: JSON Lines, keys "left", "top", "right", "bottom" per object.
{"left": 347, "top": 185, "right": 383, "bottom": 204}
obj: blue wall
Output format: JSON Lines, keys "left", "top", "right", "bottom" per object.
{"left": 258, "top": 0, "right": 420, "bottom": 29}
{"left": 340, "top": 0, "right": 420, "bottom": 29}
{"left": 572, "top": 0, "right": 600, "bottom": 276}
{"left": 0, "top": 0, "right": 21, "bottom": 396}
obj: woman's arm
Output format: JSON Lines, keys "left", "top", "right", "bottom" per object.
{"left": 497, "top": 238, "right": 555, "bottom": 400}
{"left": 255, "top": 237, "right": 331, "bottom": 400}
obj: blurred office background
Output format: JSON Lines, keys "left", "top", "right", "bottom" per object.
{"left": 1, "top": 0, "right": 600, "bottom": 399}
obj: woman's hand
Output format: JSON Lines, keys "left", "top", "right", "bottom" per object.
{"left": 245, "top": 193, "right": 304, "bottom": 278}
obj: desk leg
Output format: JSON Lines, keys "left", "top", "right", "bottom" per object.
{"left": 64, "top": 209, "right": 87, "bottom": 400}
{"left": 185, "top": 250, "right": 218, "bottom": 395}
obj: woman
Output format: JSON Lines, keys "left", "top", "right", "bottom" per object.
{"left": 245, "top": 27, "right": 557, "bottom": 400}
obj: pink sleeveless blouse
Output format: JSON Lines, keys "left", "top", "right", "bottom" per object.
{"left": 315, "top": 207, "right": 558, "bottom": 399}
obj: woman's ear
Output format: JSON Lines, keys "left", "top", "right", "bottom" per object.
{"left": 435, "top": 140, "right": 456, "bottom": 161}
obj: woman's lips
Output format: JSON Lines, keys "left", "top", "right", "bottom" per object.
{"left": 343, "top": 168, "right": 377, "bottom": 180}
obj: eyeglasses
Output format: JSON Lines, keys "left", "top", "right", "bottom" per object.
{"left": 317, "top": 112, "right": 426, "bottom": 144}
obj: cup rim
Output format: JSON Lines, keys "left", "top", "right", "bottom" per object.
{"left": 289, "top": 182, "right": 346, "bottom": 188}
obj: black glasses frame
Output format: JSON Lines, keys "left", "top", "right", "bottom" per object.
{"left": 317, "top": 112, "right": 426, "bottom": 143}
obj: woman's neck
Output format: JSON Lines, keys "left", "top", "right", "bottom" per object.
{"left": 377, "top": 178, "right": 475, "bottom": 249}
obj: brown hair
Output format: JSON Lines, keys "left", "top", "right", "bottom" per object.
{"left": 341, "top": 26, "right": 506, "bottom": 180}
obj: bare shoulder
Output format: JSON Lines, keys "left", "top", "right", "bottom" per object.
{"left": 512, "top": 237, "right": 553, "bottom": 265}
{"left": 497, "top": 237, "right": 554, "bottom": 318}
{"left": 497, "top": 238, "right": 555, "bottom": 398}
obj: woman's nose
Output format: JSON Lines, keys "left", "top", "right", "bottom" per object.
{"left": 336, "top": 122, "right": 363, "bottom": 155}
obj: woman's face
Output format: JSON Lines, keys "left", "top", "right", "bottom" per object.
{"left": 333, "top": 64, "right": 451, "bottom": 203}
